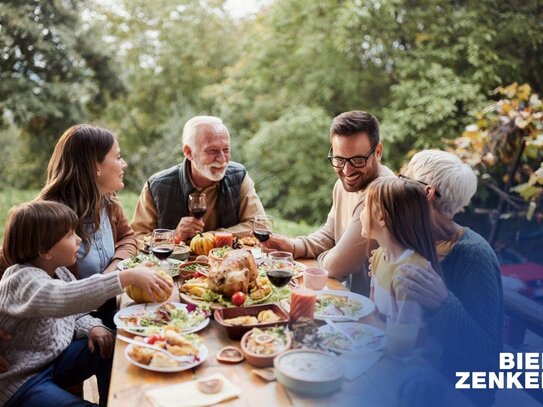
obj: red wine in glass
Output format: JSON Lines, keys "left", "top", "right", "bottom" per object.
{"left": 152, "top": 246, "right": 173, "bottom": 260}
{"left": 188, "top": 193, "right": 207, "bottom": 219}
{"left": 253, "top": 228, "right": 271, "bottom": 242}
{"left": 266, "top": 269, "right": 293, "bottom": 287}
{"left": 190, "top": 207, "right": 207, "bottom": 219}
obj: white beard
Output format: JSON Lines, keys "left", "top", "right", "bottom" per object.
{"left": 191, "top": 158, "right": 228, "bottom": 182}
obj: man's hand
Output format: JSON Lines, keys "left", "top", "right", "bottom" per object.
{"left": 175, "top": 217, "right": 205, "bottom": 242}
{"left": 262, "top": 234, "right": 295, "bottom": 254}
{"left": 0, "top": 329, "right": 12, "bottom": 372}
{"left": 88, "top": 326, "right": 114, "bottom": 359}
{"left": 396, "top": 262, "right": 448, "bottom": 310}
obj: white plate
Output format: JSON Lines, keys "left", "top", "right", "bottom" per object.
{"left": 124, "top": 343, "right": 208, "bottom": 373}
{"left": 114, "top": 303, "right": 210, "bottom": 336}
{"left": 118, "top": 255, "right": 182, "bottom": 276}
{"left": 315, "top": 290, "right": 374, "bottom": 322}
{"left": 318, "top": 323, "right": 385, "bottom": 353}
{"left": 257, "top": 259, "right": 306, "bottom": 278}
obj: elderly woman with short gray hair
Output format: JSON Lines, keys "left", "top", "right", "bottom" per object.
{"left": 399, "top": 150, "right": 503, "bottom": 407}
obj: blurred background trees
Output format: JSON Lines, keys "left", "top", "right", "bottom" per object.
{"left": 1, "top": 0, "right": 542, "bottom": 227}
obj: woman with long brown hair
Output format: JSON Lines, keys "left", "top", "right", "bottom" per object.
{"left": 38, "top": 124, "right": 137, "bottom": 327}
{"left": 360, "top": 176, "right": 442, "bottom": 323}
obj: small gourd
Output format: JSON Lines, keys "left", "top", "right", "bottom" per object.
{"left": 190, "top": 232, "right": 215, "bottom": 255}
{"left": 125, "top": 269, "right": 173, "bottom": 303}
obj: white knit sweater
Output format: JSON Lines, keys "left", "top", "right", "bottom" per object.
{"left": 0, "top": 264, "right": 123, "bottom": 405}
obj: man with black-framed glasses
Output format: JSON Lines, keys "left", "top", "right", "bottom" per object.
{"left": 263, "top": 110, "right": 394, "bottom": 295}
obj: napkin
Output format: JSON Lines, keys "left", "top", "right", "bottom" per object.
{"left": 338, "top": 351, "right": 383, "bottom": 381}
{"left": 145, "top": 373, "right": 241, "bottom": 407}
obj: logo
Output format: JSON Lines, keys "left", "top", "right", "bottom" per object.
{"left": 456, "top": 353, "right": 543, "bottom": 389}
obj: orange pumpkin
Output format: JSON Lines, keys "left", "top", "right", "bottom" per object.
{"left": 125, "top": 269, "right": 173, "bottom": 303}
{"left": 190, "top": 232, "right": 215, "bottom": 255}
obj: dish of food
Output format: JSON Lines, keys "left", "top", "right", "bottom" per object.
{"left": 114, "top": 302, "right": 209, "bottom": 335}
{"left": 241, "top": 327, "right": 292, "bottom": 367}
{"left": 118, "top": 254, "right": 182, "bottom": 277}
{"left": 314, "top": 290, "right": 374, "bottom": 321}
{"left": 179, "top": 275, "right": 289, "bottom": 310}
{"left": 179, "top": 249, "right": 292, "bottom": 309}
{"left": 125, "top": 332, "right": 208, "bottom": 373}
{"left": 223, "top": 309, "right": 281, "bottom": 326}
{"left": 318, "top": 322, "right": 385, "bottom": 353}
{"left": 177, "top": 261, "right": 210, "bottom": 282}
{"left": 257, "top": 260, "right": 306, "bottom": 278}
{"left": 243, "top": 327, "right": 289, "bottom": 356}
{"left": 214, "top": 303, "right": 290, "bottom": 340}
{"left": 274, "top": 350, "right": 344, "bottom": 396}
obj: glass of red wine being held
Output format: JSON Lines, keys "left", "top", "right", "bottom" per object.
{"left": 253, "top": 214, "right": 273, "bottom": 244}
{"left": 188, "top": 192, "right": 208, "bottom": 219}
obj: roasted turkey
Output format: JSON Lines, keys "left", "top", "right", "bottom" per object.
{"left": 207, "top": 250, "right": 258, "bottom": 296}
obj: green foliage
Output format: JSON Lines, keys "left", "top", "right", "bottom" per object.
{"left": 93, "top": 0, "right": 239, "bottom": 188}
{"left": 0, "top": 0, "right": 123, "bottom": 187}
{"left": 2, "top": 0, "right": 543, "bottom": 225}
{"left": 378, "top": 0, "right": 543, "bottom": 167}
{"left": 0, "top": 189, "right": 39, "bottom": 237}
{"left": 450, "top": 83, "right": 543, "bottom": 220}
{"left": 243, "top": 106, "right": 335, "bottom": 224}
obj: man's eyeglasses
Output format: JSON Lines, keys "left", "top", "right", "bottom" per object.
{"left": 327, "top": 145, "right": 377, "bottom": 169}
{"left": 398, "top": 174, "right": 441, "bottom": 198}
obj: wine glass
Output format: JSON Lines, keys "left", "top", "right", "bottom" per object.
{"left": 188, "top": 192, "right": 207, "bottom": 219}
{"left": 253, "top": 215, "right": 273, "bottom": 243}
{"left": 266, "top": 251, "right": 294, "bottom": 288}
{"left": 151, "top": 229, "right": 174, "bottom": 271}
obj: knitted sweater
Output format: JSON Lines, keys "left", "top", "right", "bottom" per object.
{"left": 0, "top": 264, "right": 123, "bottom": 405}
{"left": 430, "top": 228, "right": 503, "bottom": 405}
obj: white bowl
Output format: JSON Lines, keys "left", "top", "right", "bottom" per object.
{"left": 274, "top": 349, "right": 344, "bottom": 396}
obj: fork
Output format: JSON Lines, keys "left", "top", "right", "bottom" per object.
{"left": 117, "top": 334, "right": 196, "bottom": 363}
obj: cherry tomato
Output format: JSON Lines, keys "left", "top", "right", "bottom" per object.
{"left": 231, "top": 291, "right": 246, "bottom": 307}
{"left": 193, "top": 271, "right": 205, "bottom": 279}
{"left": 174, "top": 236, "right": 181, "bottom": 245}
{"left": 147, "top": 334, "right": 164, "bottom": 345}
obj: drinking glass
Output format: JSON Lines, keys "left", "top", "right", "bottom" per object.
{"left": 188, "top": 192, "right": 207, "bottom": 219}
{"left": 266, "top": 251, "right": 294, "bottom": 288}
{"left": 385, "top": 313, "right": 422, "bottom": 362}
{"left": 151, "top": 229, "right": 174, "bottom": 271}
{"left": 253, "top": 215, "right": 273, "bottom": 243}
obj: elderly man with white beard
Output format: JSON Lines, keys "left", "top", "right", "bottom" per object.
{"left": 131, "top": 116, "right": 265, "bottom": 242}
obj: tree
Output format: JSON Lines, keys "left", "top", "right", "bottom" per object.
{"left": 450, "top": 83, "right": 543, "bottom": 244}
{"left": 0, "top": 0, "right": 123, "bottom": 187}
{"left": 379, "top": 0, "right": 543, "bottom": 167}
{"left": 209, "top": 0, "right": 543, "bottom": 221}
{"left": 243, "top": 106, "right": 335, "bottom": 224}
{"left": 93, "top": 0, "right": 239, "bottom": 189}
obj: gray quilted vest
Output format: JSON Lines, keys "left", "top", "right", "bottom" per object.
{"left": 148, "top": 159, "right": 246, "bottom": 230}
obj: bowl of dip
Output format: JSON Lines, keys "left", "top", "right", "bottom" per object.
{"left": 274, "top": 349, "right": 344, "bottom": 396}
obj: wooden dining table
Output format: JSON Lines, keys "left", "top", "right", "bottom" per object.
{"left": 107, "top": 258, "right": 470, "bottom": 407}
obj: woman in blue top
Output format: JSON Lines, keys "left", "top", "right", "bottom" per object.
{"left": 38, "top": 124, "right": 138, "bottom": 328}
